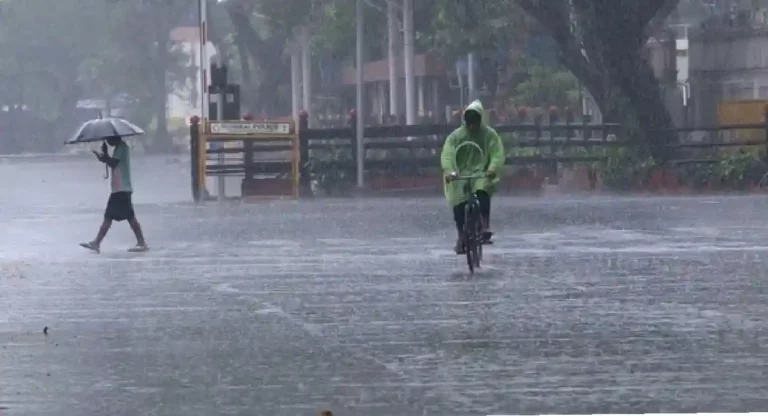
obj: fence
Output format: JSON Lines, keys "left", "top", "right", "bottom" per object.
{"left": 189, "top": 107, "right": 768, "bottom": 200}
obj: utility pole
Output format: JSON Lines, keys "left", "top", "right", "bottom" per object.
{"left": 403, "top": 0, "right": 415, "bottom": 126}
{"left": 355, "top": 0, "right": 365, "bottom": 188}
{"left": 291, "top": 45, "right": 301, "bottom": 124}
{"left": 301, "top": 26, "right": 312, "bottom": 125}
{"left": 387, "top": 0, "right": 400, "bottom": 118}
{"left": 467, "top": 53, "right": 476, "bottom": 102}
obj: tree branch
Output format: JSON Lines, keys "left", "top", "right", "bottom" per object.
{"left": 639, "top": 0, "right": 680, "bottom": 28}
{"left": 515, "top": 0, "right": 605, "bottom": 103}
{"left": 645, "top": 0, "right": 682, "bottom": 41}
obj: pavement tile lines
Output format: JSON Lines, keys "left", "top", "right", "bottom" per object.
{"left": 1, "top": 157, "right": 768, "bottom": 415}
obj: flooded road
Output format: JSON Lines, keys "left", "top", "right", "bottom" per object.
{"left": 2, "top": 155, "right": 768, "bottom": 415}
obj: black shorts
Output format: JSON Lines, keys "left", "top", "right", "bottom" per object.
{"left": 105, "top": 191, "right": 135, "bottom": 222}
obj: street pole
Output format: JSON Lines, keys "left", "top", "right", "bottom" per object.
{"left": 403, "top": 0, "right": 415, "bottom": 126}
{"left": 200, "top": 0, "right": 224, "bottom": 200}
{"left": 199, "top": 0, "right": 219, "bottom": 200}
{"left": 301, "top": 26, "right": 312, "bottom": 126}
{"left": 467, "top": 53, "right": 476, "bottom": 102}
{"left": 199, "top": 0, "right": 208, "bottom": 121}
{"left": 356, "top": 0, "right": 365, "bottom": 188}
{"left": 291, "top": 47, "right": 301, "bottom": 124}
{"left": 387, "top": 0, "right": 399, "bottom": 119}
{"left": 216, "top": 57, "right": 225, "bottom": 200}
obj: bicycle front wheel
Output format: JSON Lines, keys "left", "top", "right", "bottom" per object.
{"left": 474, "top": 214, "right": 482, "bottom": 267}
{"left": 464, "top": 204, "right": 479, "bottom": 273}
{"left": 471, "top": 209, "right": 481, "bottom": 269}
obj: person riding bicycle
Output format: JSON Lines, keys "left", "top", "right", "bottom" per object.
{"left": 441, "top": 99, "right": 505, "bottom": 254}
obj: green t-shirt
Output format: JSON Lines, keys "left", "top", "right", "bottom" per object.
{"left": 110, "top": 143, "right": 132, "bottom": 193}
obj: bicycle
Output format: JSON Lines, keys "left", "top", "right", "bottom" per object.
{"left": 447, "top": 141, "right": 490, "bottom": 274}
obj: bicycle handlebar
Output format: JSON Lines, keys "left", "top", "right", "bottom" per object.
{"left": 454, "top": 175, "right": 486, "bottom": 180}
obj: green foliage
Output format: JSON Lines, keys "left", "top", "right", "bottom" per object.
{"left": 95, "top": 0, "right": 196, "bottom": 147}
{"left": 256, "top": 0, "right": 315, "bottom": 33}
{"left": 253, "top": 0, "right": 387, "bottom": 63}
{"left": 303, "top": 144, "right": 356, "bottom": 196}
{"left": 675, "top": 149, "right": 768, "bottom": 190}
{"left": 600, "top": 147, "right": 656, "bottom": 190}
{"left": 598, "top": 147, "right": 768, "bottom": 192}
{"left": 0, "top": 0, "right": 196, "bottom": 152}
{"left": 0, "top": 0, "right": 103, "bottom": 114}
{"left": 716, "top": 149, "right": 767, "bottom": 189}
{"left": 423, "top": 0, "right": 525, "bottom": 62}
{"left": 512, "top": 59, "right": 580, "bottom": 109}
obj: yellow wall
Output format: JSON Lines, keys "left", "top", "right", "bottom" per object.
{"left": 717, "top": 100, "right": 767, "bottom": 143}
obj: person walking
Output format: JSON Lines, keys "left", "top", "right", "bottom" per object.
{"left": 80, "top": 136, "right": 148, "bottom": 254}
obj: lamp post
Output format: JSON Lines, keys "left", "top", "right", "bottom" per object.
{"left": 355, "top": 0, "right": 365, "bottom": 188}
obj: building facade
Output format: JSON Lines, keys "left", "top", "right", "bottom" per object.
{"left": 688, "top": 6, "right": 768, "bottom": 126}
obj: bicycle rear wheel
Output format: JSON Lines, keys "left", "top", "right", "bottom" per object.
{"left": 474, "top": 213, "right": 483, "bottom": 267}
{"left": 464, "top": 204, "right": 481, "bottom": 273}
{"left": 463, "top": 207, "right": 475, "bottom": 273}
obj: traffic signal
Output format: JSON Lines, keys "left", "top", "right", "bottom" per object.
{"left": 210, "top": 63, "right": 228, "bottom": 88}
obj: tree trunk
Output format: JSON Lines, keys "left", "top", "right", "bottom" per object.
{"left": 227, "top": 4, "right": 291, "bottom": 116}
{"left": 612, "top": 52, "right": 675, "bottom": 156}
{"left": 236, "top": 36, "right": 251, "bottom": 89}
{"left": 516, "top": 0, "right": 678, "bottom": 158}
{"left": 236, "top": 37, "right": 258, "bottom": 114}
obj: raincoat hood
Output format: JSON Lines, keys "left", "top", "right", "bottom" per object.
{"left": 462, "top": 100, "right": 487, "bottom": 128}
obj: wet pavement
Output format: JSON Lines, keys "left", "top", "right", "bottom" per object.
{"left": 2, "top": 155, "right": 768, "bottom": 415}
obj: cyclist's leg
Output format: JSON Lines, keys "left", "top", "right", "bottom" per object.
{"left": 476, "top": 190, "right": 493, "bottom": 240}
{"left": 453, "top": 202, "right": 466, "bottom": 254}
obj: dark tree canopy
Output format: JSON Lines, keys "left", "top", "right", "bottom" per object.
{"left": 516, "top": 0, "right": 680, "bottom": 156}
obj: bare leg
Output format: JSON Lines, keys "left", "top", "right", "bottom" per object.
{"left": 128, "top": 217, "right": 147, "bottom": 246}
{"left": 81, "top": 219, "right": 112, "bottom": 253}
{"left": 94, "top": 219, "right": 112, "bottom": 246}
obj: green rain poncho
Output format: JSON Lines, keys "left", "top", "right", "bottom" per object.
{"left": 440, "top": 100, "right": 505, "bottom": 207}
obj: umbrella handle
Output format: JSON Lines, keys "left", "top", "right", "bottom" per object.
{"left": 104, "top": 164, "right": 109, "bottom": 180}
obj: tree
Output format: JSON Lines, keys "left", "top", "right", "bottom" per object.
{"left": 223, "top": 0, "right": 294, "bottom": 115}
{"left": 424, "top": 0, "right": 528, "bottom": 104}
{"left": 0, "top": 0, "right": 196, "bottom": 153}
{"left": 98, "top": 0, "right": 196, "bottom": 151}
{"left": 0, "top": 0, "right": 110, "bottom": 152}
{"left": 513, "top": 58, "right": 580, "bottom": 109}
{"left": 221, "top": 0, "right": 388, "bottom": 115}
{"left": 515, "top": 0, "right": 680, "bottom": 157}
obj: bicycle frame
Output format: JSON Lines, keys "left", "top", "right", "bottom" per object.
{"left": 450, "top": 140, "right": 486, "bottom": 273}
{"left": 451, "top": 140, "right": 487, "bottom": 233}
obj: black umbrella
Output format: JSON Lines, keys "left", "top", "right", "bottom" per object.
{"left": 65, "top": 117, "right": 145, "bottom": 144}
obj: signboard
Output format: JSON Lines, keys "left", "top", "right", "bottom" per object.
{"left": 210, "top": 121, "right": 292, "bottom": 136}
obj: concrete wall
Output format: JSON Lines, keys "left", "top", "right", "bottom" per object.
{"left": 689, "top": 32, "right": 768, "bottom": 73}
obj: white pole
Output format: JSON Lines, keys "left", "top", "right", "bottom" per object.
{"left": 387, "top": 0, "right": 399, "bottom": 118}
{"left": 403, "top": 0, "right": 415, "bottom": 126}
{"left": 199, "top": 0, "right": 209, "bottom": 121}
{"left": 215, "top": 56, "right": 225, "bottom": 200}
{"left": 204, "top": 0, "right": 225, "bottom": 200}
{"left": 200, "top": 0, "right": 220, "bottom": 199}
{"left": 432, "top": 78, "right": 440, "bottom": 118}
{"left": 301, "top": 26, "right": 312, "bottom": 125}
{"left": 467, "top": 52, "right": 476, "bottom": 102}
{"left": 417, "top": 76, "right": 424, "bottom": 117}
{"left": 356, "top": 0, "right": 365, "bottom": 188}
{"left": 291, "top": 47, "right": 301, "bottom": 124}
{"left": 457, "top": 64, "right": 465, "bottom": 107}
